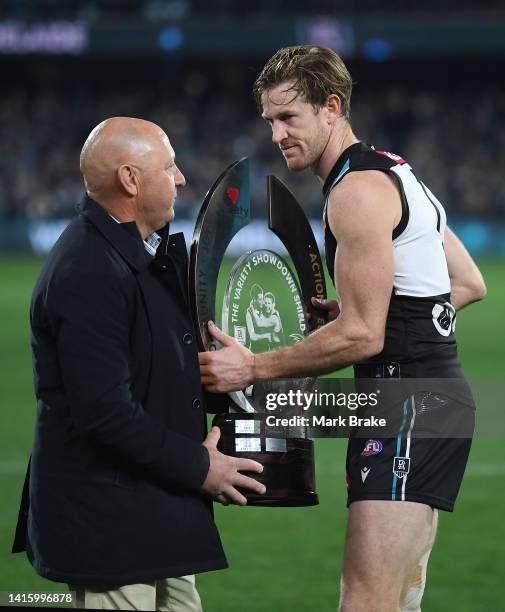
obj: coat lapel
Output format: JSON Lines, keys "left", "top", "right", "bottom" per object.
{"left": 79, "top": 194, "right": 192, "bottom": 321}
{"left": 78, "top": 195, "right": 148, "bottom": 271}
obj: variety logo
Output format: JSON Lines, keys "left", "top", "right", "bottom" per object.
{"left": 393, "top": 456, "right": 411, "bottom": 479}
{"left": 361, "top": 439, "right": 383, "bottom": 457}
{"left": 226, "top": 187, "right": 240, "bottom": 205}
{"left": 361, "top": 467, "right": 371, "bottom": 482}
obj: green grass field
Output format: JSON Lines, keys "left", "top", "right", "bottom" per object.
{"left": 0, "top": 256, "right": 504, "bottom": 611}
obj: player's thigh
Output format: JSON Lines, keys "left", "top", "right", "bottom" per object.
{"left": 343, "top": 500, "right": 435, "bottom": 591}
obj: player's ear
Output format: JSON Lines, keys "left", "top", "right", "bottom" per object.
{"left": 326, "top": 94, "right": 342, "bottom": 123}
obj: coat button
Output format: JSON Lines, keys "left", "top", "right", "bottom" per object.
{"left": 183, "top": 332, "right": 193, "bottom": 345}
{"left": 192, "top": 398, "right": 201, "bottom": 410}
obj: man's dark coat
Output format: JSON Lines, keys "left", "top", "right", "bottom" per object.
{"left": 12, "top": 196, "right": 227, "bottom": 586}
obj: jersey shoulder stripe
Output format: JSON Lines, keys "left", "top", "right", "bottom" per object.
{"left": 322, "top": 142, "right": 402, "bottom": 199}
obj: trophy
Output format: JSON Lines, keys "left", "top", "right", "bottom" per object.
{"left": 189, "top": 158, "right": 327, "bottom": 506}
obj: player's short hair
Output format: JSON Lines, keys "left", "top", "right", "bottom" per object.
{"left": 253, "top": 45, "right": 353, "bottom": 120}
{"left": 264, "top": 292, "right": 275, "bottom": 304}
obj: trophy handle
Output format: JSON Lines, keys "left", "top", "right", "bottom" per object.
{"left": 189, "top": 157, "right": 254, "bottom": 413}
{"left": 267, "top": 176, "right": 328, "bottom": 332}
{"left": 189, "top": 157, "right": 250, "bottom": 351}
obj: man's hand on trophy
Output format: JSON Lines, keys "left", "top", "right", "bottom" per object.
{"left": 201, "top": 426, "right": 266, "bottom": 505}
{"left": 309, "top": 297, "right": 341, "bottom": 322}
{"left": 199, "top": 321, "right": 255, "bottom": 392}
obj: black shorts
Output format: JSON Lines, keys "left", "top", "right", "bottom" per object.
{"left": 345, "top": 392, "right": 475, "bottom": 512}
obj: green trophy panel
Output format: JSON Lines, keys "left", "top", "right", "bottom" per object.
{"left": 222, "top": 249, "right": 307, "bottom": 353}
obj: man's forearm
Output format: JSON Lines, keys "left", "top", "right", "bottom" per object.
{"left": 252, "top": 318, "right": 380, "bottom": 380}
{"left": 451, "top": 282, "right": 486, "bottom": 311}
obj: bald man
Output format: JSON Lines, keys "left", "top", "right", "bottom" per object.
{"left": 12, "top": 118, "right": 265, "bottom": 611}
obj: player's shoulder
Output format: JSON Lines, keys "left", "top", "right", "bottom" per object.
{"left": 328, "top": 169, "right": 399, "bottom": 213}
{"left": 337, "top": 167, "right": 397, "bottom": 192}
{"left": 347, "top": 143, "right": 408, "bottom": 171}
{"left": 326, "top": 171, "right": 401, "bottom": 242}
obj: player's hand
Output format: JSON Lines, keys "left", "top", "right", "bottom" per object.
{"left": 309, "top": 297, "right": 340, "bottom": 322}
{"left": 201, "top": 426, "right": 266, "bottom": 505}
{"left": 199, "top": 321, "right": 255, "bottom": 393}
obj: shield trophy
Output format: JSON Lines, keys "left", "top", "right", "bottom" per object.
{"left": 189, "top": 157, "right": 327, "bottom": 506}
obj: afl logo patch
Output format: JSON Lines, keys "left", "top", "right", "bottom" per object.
{"left": 361, "top": 439, "right": 383, "bottom": 457}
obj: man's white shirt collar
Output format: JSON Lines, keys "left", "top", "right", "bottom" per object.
{"left": 109, "top": 214, "right": 161, "bottom": 256}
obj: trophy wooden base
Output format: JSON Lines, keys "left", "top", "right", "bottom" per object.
{"left": 213, "top": 412, "right": 319, "bottom": 507}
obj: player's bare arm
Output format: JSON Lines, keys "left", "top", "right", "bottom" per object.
{"left": 199, "top": 171, "right": 400, "bottom": 392}
{"left": 444, "top": 226, "right": 486, "bottom": 311}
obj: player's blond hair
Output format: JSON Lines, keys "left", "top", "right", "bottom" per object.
{"left": 253, "top": 45, "right": 353, "bottom": 120}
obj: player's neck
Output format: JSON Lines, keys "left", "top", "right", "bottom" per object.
{"left": 312, "top": 122, "right": 359, "bottom": 184}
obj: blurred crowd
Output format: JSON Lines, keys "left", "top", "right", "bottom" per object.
{"left": 1, "top": 75, "right": 504, "bottom": 221}
{"left": 3, "top": 0, "right": 503, "bottom": 20}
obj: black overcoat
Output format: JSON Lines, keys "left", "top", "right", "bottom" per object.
{"left": 12, "top": 196, "right": 227, "bottom": 586}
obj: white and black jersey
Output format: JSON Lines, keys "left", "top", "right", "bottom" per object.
{"left": 323, "top": 142, "right": 462, "bottom": 378}
{"left": 323, "top": 143, "right": 475, "bottom": 512}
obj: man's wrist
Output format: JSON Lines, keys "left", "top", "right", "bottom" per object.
{"left": 250, "top": 352, "right": 257, "bottom": 382}
{"left": 250, "top": 350, "right": 270, "bottom": 382}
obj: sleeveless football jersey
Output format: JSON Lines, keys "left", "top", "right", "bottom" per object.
{"left": 322, "top": 142, "right": 463, "bottom": 377}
